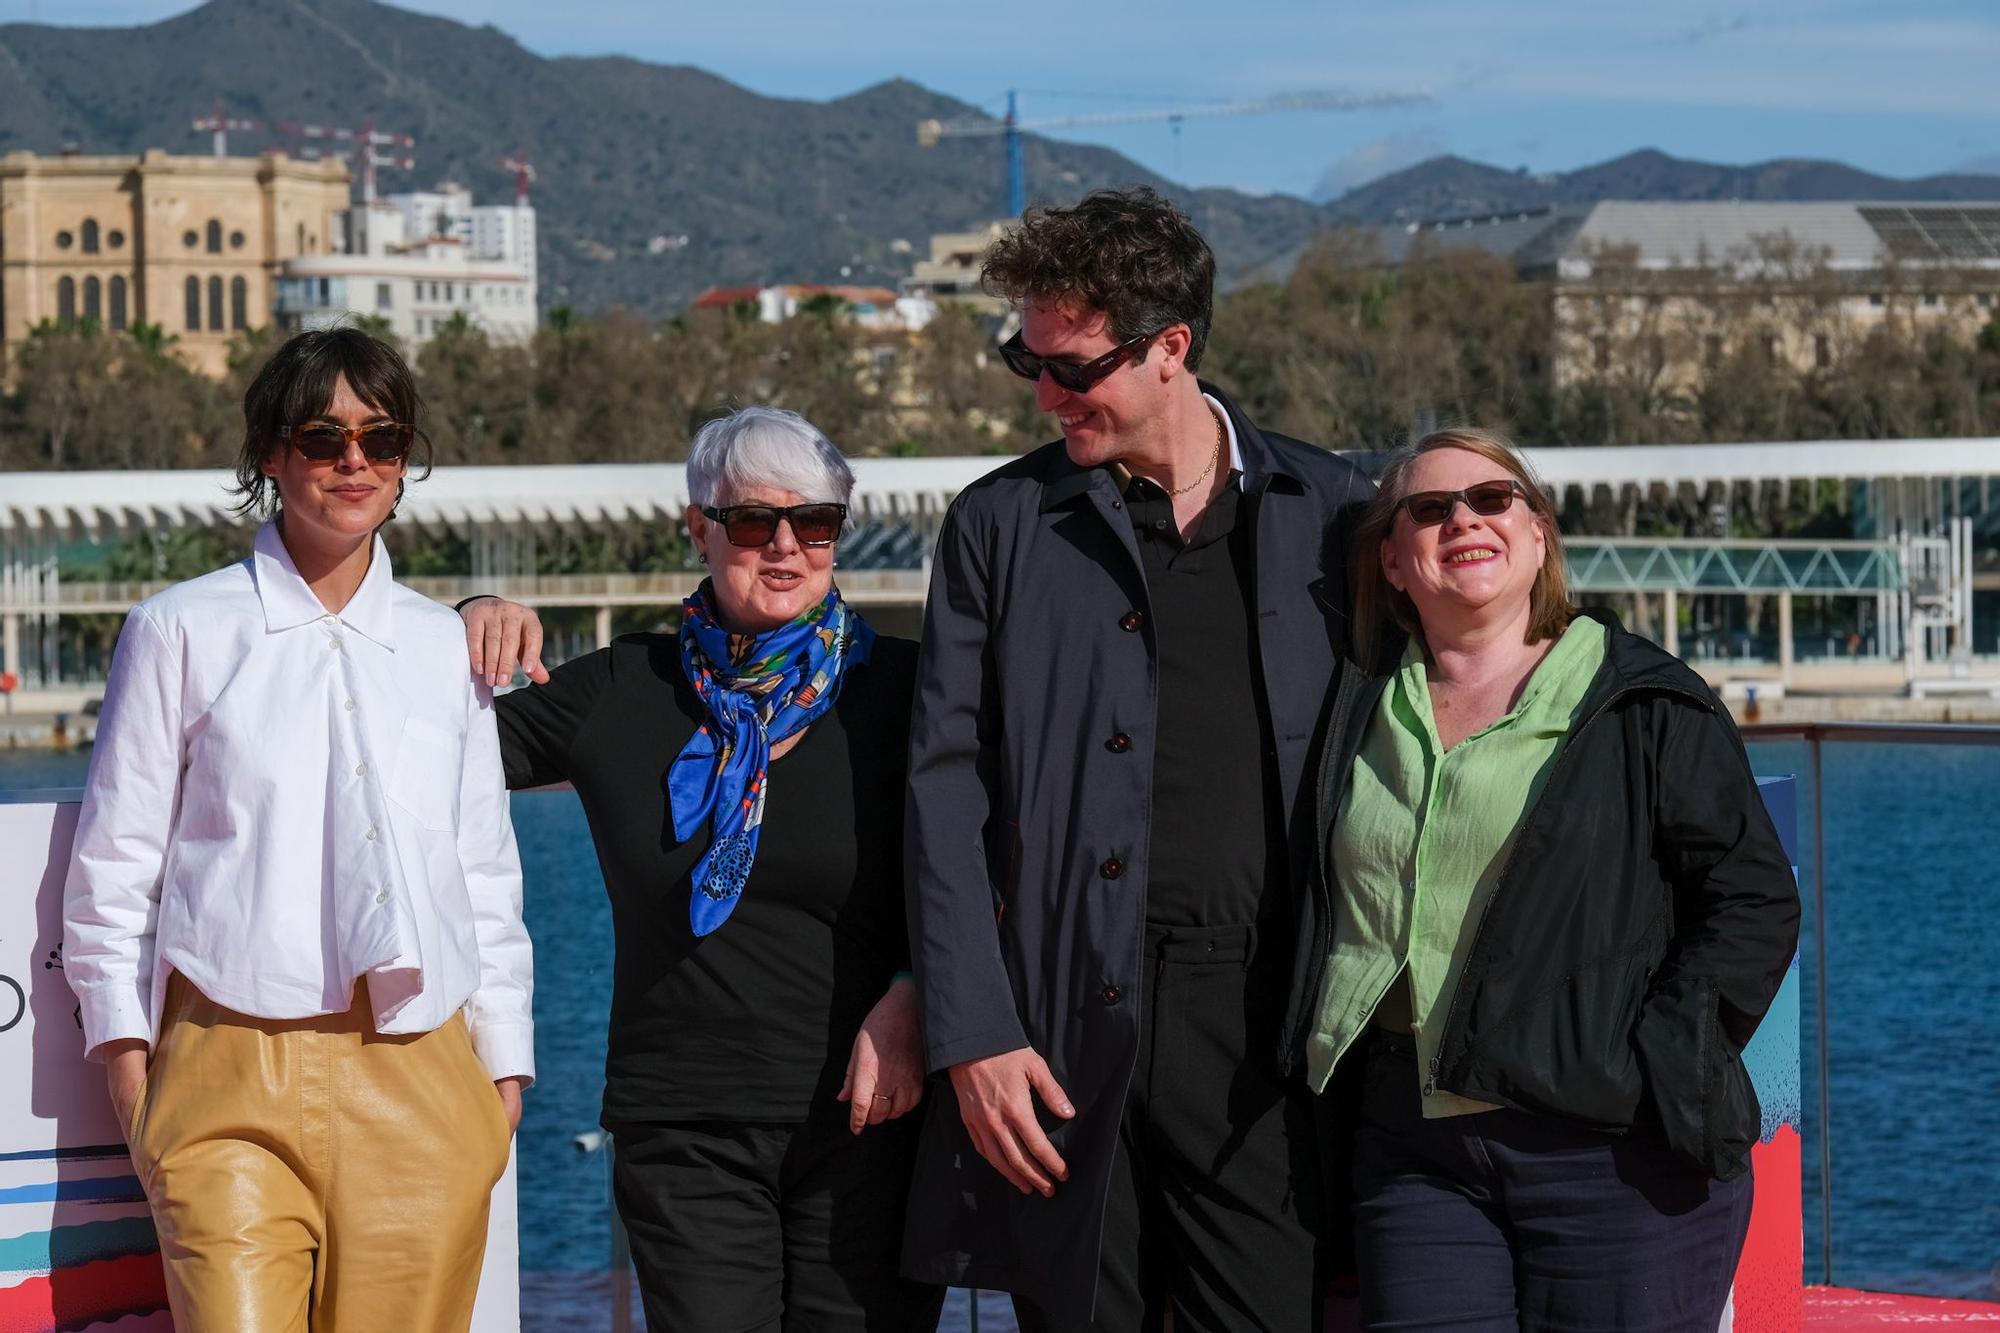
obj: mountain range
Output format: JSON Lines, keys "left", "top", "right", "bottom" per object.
{"left": 1323, "top": 149, "right": 2000, "bottom": 226}
{"left": 1, "top": 0, "right": 1995, "bottom": 316}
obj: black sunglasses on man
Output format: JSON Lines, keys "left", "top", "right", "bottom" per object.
{"left": 998, "top": 328, "right": 1167, "bottom": 394}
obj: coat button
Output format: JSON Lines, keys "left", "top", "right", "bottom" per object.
{"left": 1099, "top": 857, "right": 1124, "bottom": 880}
{"left": 1118, "top": 610, "right": 1144, "bottom": 633}
{"left": 1102, "top": 985, "right": 1122, "bottom": 1005}
{"left": 1106, "top": 732, "right": 1131, "bottom": 753}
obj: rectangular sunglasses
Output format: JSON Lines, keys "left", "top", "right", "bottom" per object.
{"left": 998, "top": 329, "right": 1160, "bottom": 394}
{"left": 279, "top": 420, "right": 415, "bottom": 464}
{"left": 1397, "top": 479, "right": 1531, "bottom": 527}
{"left": 701, "top": 502, "right": 848, "bottom": 548}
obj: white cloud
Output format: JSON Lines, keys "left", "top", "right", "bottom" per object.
{"left": 1312, "top": 130, "right": 1448, "bottom": 200}
{"left": 39, "top": 1, "right": 1995, "bottom": 119}
{"left": 1237, "top": 8, "right": 1997, "bottom": 119}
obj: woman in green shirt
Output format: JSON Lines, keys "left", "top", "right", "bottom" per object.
{"left": 1292, "top": 428, "right": 1798, "bottom": 1330}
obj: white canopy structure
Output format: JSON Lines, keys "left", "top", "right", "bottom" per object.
{"left": 4, "top": 439, "right": 1998, "bottom": 539}
{"left": 2, "top": 438, "right": 1995, "bottom": 693}
{"left": 0, "top": 460, "right": 982, "bottom": 538}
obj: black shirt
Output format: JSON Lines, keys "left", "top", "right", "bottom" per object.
{"left": 495, "top": 631, "right": 917, "bottom": 1123}
{"left": 1124, "top": 474, "right": 1289, "bottom": 930}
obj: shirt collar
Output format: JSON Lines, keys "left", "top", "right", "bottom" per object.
{"left": 1206, "top": 392, "right": 1245, "bottom": 477}
{"left": 252, "top": 520, "right": 398, "bottom": 649}
{"left": 1039, "top": 381, "right": 1297, "bottom": 514}
{"left": 1394, "top": 616, "right": 1607, "bottom": 748}
{"left": 1103, "top": 393, "right": 1245, "bottom": 495}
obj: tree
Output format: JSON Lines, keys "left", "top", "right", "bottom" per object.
{"left": 1207, "top": 231, "right": 1551, "bottom": 449}
{"left": 903, "top": 305, "right": 1040, "bottom": 454}
{"left": 127, "top": 320, "right": 177, "bottom": 362}
{"left": 7, "top": 252, "right": 1993, "bottom": 554}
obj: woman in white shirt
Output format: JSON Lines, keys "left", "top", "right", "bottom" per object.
{"left": 63, "top": 327, "right": 532, "bottom": 1333}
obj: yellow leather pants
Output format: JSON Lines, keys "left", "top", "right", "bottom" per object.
{"left": 128, "top": 974, "right": 514, "bottom": 1332}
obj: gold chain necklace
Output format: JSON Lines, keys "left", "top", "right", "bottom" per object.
{"left": 1165, "top": 409, "right": 1224, "bottom": 498}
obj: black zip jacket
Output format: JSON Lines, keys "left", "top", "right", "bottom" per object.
{"left": 1280, "top": 608, "right": 1801, "bottom": 1180}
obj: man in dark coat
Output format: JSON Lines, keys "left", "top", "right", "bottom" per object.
{"left": 902, "top": 187, "right": 1374, "bottom": 1330}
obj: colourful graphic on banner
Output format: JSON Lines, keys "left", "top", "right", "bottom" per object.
{"left": 1730, "top": 776, "right": 1805, "bottom": 1333}
{"left": 0, "top": 1150, "right": 169, "bottom": 1332}
{"left": 0, "top": 801, "right": 168, "bottom": 1333}
{"left": 1, "top": 799, "right": 519, "bottom": 1333}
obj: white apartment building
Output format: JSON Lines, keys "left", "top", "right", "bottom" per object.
{"left": 385, "top": 182, "right": 537, "bottom": 292}
{"left": 275, "top": 183, "right": 536, "bottom": 347}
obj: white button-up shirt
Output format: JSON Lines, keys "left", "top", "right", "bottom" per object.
{"left": 64, "top": 522, "right": 533, "bottom": 1082}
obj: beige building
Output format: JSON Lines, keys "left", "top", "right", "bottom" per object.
{"left": 1547, "top": 202, "right": 2000, "bottom": 388}
{"left": 0, "top": 149, "right": 351, "bottom": 376}
{"left": 1361, "top": 201, "right": 2000, "bottom": 388}
{"left": 900, "top": 221, "right": 1012, "bottom": 317}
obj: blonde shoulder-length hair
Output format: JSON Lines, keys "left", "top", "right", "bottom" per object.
{"left": 1350, "top": 427, "right": 1574, "bottom": 673}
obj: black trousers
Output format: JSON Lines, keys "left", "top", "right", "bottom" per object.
{"left": 607, "top": 1114, "right": 945, "bottom": 1333}
{"left": 1351, "top": 1037, "right": 1754, "bottom": 1332}
{"left": 1015, "top": 922, "right": 1329, "bottom": 1333}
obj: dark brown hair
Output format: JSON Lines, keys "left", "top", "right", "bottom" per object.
{"left": 1350, "top": 427, "right": 1573, "bottom": 672}
{"left": 981, "top": 186, "right": 1216, "bottom": 370}
{"left": 232, "top": 326, "right": 432, "bottom": 518}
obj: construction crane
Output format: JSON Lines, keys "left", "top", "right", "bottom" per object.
{"left": 499, "top": 153, "right": 537, "bottom": 206}
{"left": 276, "top": 119, "right": 416, "bottom": 202}
{"left": 191, "top": 99, "right": 260, "bottom": 158}
{"left": 919, "top": 87, "right": 1428, "bottom": 217}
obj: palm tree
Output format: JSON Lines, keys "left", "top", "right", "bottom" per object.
{"left": 126, "top": 320, "right": 178, "bottom": 362}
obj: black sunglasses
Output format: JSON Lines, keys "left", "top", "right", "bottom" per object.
{"left": 998, "top": 328, "right": 1165, "bottom": 394}
{"left": 700, "top": 502, "right": 847, "bottom": 548}
{"left": 1396, "top": 479, "right": 1532, "bottom": 527}
{"left": 278, "top": 420, "right": 415, "bottom": 464}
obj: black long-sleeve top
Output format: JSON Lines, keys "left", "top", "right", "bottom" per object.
{"left": 495, "top": 630, "right": 918, "bottom": 1123}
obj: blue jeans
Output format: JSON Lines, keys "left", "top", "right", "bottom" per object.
{"left": 1351, "top": 1038, "right": 1753, "bottom": 1332}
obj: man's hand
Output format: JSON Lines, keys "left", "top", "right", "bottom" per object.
{"left": 494, "top": 1076, "right": 527, "bottom": 1135}
{"left": 948, "top": 1046, "right": 1075, "bottom": 1198}
{"left": 101, "top": 1039, "right": 149, "bottom": 1143}
{"left": 460, "top": 597, "right": 550, "bottom": 689}
{"left": 838, "top": 976, "right": 926, "bottom": 1135}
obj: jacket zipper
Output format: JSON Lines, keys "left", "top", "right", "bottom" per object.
{"left": 1429, "top": 680, "right": 1716, "bottom": 1093}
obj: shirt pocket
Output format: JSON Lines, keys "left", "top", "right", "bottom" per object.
{"left": 389, "top": 715, "right": 464, "bottom": 832}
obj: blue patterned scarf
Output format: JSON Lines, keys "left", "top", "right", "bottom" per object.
{"left": 668, "top": 582, "right": 875, "bottom": 935}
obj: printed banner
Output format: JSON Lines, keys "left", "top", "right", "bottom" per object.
{"left": 1732, "top": 776, "right": 1805, "bottom": 1332}
{"left": 0, "top": 800, "right": 520, "bottom": 1333}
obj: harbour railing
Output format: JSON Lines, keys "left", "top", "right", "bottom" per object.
{"left": 1740, "top": 721, "right": 2000, "bottom": 1298}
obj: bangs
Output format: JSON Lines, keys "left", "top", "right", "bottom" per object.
{"left": 274, "top": 334, "right": 417, "bottom": 429}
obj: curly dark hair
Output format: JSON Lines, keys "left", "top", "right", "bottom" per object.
{"left": 232, "top": 326, "right": 433, "bottom": 519}
{"left": 981, "top": 186, "right": 1216, "bottom": 370}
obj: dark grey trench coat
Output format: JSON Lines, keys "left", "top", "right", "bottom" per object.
{"left": 901, "top": 384, "right": 1374, "bottom": 1320}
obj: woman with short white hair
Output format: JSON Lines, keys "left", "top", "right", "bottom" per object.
{"left": 464, "top": 405, "right": 943, "bottom": 1330}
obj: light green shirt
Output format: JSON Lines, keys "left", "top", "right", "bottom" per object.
{"left": 1305, "top": 616, "right": 1608, "bottom": 1115}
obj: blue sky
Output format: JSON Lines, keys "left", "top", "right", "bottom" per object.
{"left": 16, "top": 0, "right": 2000, "bottom": 200}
